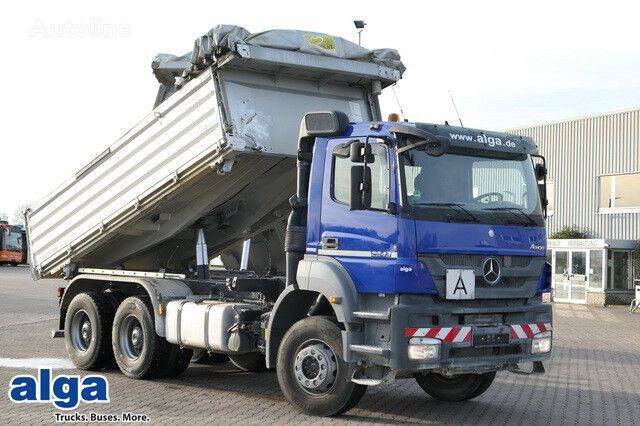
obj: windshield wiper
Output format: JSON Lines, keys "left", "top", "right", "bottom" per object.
{"left": 481, "top": 207, "right": 537, "bottom": 226}
{"left": 412, "top": 202, "right": 480, "bottom": 223}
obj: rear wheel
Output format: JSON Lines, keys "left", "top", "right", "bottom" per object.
{"left": 276, "top": 316, "right": 366, "bottom": 416}
{"left": 64, "top": 292, "right": 114, "bottom": 370}
{"left": 111, "top": 296, "right": 171, "bottom": 379}
{"left": 413, "top": 371, "right": 496, "bottom": 401}
{"left": 112, "top": 296, "right": 192, "bottom": 379}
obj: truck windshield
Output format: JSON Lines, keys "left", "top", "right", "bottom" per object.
{"left": 400, "top": 149, "right": 544, "bottom": 226}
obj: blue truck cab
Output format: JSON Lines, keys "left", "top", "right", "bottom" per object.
{"left": 270, "top": 111, "right": 552, "bottom": 409}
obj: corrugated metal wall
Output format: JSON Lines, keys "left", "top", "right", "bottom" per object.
{"left": 508, "top": 108, "right": 640, "bottom": 240}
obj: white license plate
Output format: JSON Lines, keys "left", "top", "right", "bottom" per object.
{"left": 446, "top": 269, "right": 475, "bottom": 300}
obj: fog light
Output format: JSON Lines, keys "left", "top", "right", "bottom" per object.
{"left": 408, "top": 337, "right": 441, "bottom": 360}
{"left": 531, "top": 331, "right": 552, "bottom": 354}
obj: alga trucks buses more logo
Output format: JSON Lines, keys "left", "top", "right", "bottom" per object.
{"left": 8, "top": 369, "right": 109, "bottom": 410}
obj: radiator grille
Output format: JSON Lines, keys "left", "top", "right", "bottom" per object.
{"left": 438, "top": 254, "right": 531, "bottom": 269}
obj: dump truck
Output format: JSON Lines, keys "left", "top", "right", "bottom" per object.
{"left": 25, "top": 25, "right": 552, "bottom": 416}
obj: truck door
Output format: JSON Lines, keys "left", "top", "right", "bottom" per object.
{"left": 319, "top": 138, "right": 398, "bottom": 293}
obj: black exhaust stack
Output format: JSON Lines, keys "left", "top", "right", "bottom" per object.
{"left": 285, "top": 111, "right": 349, "bottom": 287}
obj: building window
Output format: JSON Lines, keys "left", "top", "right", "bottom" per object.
{"left": 546, "top": 180, "right": 554, "bottom": 216}
{"left": 599, "top": 172, "right": 640, "bottom": 213}
{"left": 607, "top": 250, "right": 634, "bottom": 290}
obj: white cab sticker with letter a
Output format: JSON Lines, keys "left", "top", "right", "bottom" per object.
{"left": 446, "top": 269, "right": 475, "bottom": 300}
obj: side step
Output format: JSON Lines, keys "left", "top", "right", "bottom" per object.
{"left": 349, "top": 344, "right": 391, "bottom": 358}
{"left": 352, "top": 311, "right": 389, "bottom": 321}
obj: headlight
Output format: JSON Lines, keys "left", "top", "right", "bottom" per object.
{"left": 408, "top": 337, "right": 441, "bottom": 360}
{"left": 531, "top": 331, "right": 552, "bottom": 354}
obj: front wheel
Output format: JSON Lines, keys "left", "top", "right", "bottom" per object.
{"left": 414, "top": 371, "right": 496, "bottom": 401}
{"left": 276, "top": 316, "right": 366, "bottom": 416}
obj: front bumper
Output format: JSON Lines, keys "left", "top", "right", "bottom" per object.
{"left": 369, "top": 296, "right": 553, "bottom": 374}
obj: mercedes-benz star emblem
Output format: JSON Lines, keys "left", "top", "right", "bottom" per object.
{"left": 482, "top": 257, "right": 501, "bottom": 285}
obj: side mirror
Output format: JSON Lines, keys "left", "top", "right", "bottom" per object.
{"left": 538, "top": 183, "right": 548, "bottom": 209}
{"left": 350, "top": 165, "right": 371, "bottom": 210}
{"left": 350, "top": 142, "right": 374, "bottom": 163}
{"left": 532, "top": 155, "right": 548, "bottom": 218}
{"left": 535, "top": 163, "right": 547, "bottom": 181}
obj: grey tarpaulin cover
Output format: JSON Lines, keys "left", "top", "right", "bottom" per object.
{"left": 151, "top": 25, "right": 405, "bottom": 104}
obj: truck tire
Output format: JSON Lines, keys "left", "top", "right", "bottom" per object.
{"left": 276, "top": 316, "right": 366, "bottom": 416}
{"left": 229, "top": 352, "right": 266, "bottom": 372}
{"left": 64, "top": 292, "right": 115, "bottom": 370}
{"left": 111, "top": 296, "right": 171, "bottom": 379}
{"left": 413, "top": 371, "right": 496, "bottom": 401}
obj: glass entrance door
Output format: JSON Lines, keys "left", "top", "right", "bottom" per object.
{"left": 553, "top": 250, "right": 588, "bottom": 303}
{"left": 554, "top": 251, "right": 570, "bottom": 301}
{"left": 569, "top": 251, "right": 588, "bottom": 302}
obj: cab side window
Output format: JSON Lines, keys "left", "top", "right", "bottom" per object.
{"left": 331, "top": 142, "right": 389, "bottom": 210}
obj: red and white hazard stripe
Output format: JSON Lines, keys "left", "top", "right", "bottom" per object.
{"left": 406, "top": 323, "right": 552, "bottom": 343}
{"left": 509, "top": 322, "right": 552, "bottom": 340}
{"left": 404, "top": 326, "right": 472, "bottom": 343}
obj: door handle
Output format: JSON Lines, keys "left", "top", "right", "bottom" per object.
{"left": 322, "top": 237, "right": 339, "bottom": 250}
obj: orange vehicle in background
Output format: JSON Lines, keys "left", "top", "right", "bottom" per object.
{"left": 0, "top": 222, "right": 24, "bottom": 266}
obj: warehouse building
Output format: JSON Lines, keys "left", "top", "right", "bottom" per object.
{"left": 509, "top": 108, "right": 640, "bottom": 305}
